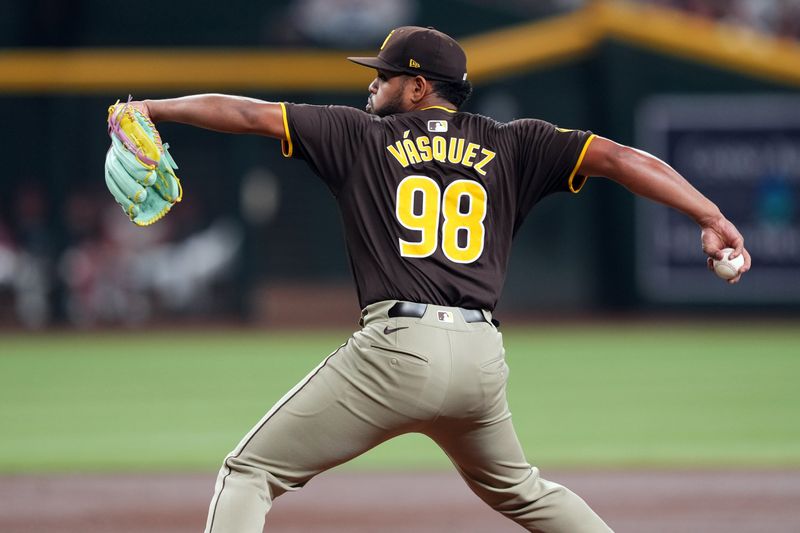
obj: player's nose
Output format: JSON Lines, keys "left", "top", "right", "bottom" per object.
{"left": 368, "top": 78, "right": 378, "bottom": 94}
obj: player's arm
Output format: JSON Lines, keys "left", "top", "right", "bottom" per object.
{"left": 132, "top": 94, "right": 287, "bottom": 139}
{"left": 578, "top": 136, "right": 751, "bottom": 283}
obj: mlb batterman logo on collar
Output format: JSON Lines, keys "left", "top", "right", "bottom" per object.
{"left": 348, "top": 26, "right": 468, "bottom": 83}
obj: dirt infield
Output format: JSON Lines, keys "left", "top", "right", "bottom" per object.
{"left": 2, "top": 469, "right": 799, "bottom": 532}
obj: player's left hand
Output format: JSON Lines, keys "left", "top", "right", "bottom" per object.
{"left": 105, "top": 97, "right": 182, "bottom": 226}
{"left": 700, "top": 214, "right": 751, "bottom": 284}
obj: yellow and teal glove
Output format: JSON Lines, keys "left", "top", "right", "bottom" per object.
{"left": 105, "top": 98, "right": 182, "bottom": 226}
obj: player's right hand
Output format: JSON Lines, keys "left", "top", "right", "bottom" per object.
{"left": 700, "top": 215, "right": 751, "bottom": 284}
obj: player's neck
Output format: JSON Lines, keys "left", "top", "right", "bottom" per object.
{"left": 409, "top": 96, "right": 457, "bottom": 113}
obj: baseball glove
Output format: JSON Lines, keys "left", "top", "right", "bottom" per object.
{"left": 105, "top": 98, "right": 182, "bottom": 226}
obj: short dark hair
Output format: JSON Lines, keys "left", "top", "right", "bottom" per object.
{"left": 431, "top": 79, "right": 473, "bottom": 108}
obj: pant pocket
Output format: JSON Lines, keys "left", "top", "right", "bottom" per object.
{"left": 370, "top": 344, "right": 430, "bottom": 366}
{"left": 479, "top": 349, "right": 508, "bottom": 378}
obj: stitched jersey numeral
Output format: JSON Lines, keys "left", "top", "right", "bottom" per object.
{"left": 395, "top": 175, "right": 487, "bottom": 264}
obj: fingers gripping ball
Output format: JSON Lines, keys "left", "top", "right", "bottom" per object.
{"left": 713, "top": 248, "right": 745, "bottom": 280}
{"left": 105, "top": 99, "right": 182, "bottom": 226}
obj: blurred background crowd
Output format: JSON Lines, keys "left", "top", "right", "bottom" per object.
{"left": 0, "top": 0, "right": 798, "bottom": 328}
{"left": 643, "top": 0, "right": 800, "bottom": 39}
{"left": 5, "top": 0, "right": 800, "bottom": 48}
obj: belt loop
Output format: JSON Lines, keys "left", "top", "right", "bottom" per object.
{"left": 479, "top": 309, "right": 499, "bottom": 328}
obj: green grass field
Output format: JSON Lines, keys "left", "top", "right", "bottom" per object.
{"left": 1, "top": 323, "right": 798, "bottom": 473}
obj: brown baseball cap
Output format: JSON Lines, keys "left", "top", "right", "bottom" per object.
{"left": 348, "top": 26, "right": 468, "bottom": 83}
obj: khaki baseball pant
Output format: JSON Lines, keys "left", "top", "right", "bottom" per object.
{"left": 204, "top": 300, "right": 613, "bottom": 533}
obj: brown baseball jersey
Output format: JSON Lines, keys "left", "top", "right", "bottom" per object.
{"left": 279, "top": 103, "right": 595, "bottom": 311}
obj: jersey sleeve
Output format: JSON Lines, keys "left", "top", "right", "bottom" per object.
{"left": 279, "top": 103, "right": 375, "bottom": 195}
{"left": 508, "top": 118, "right": 596, "bottom": 216}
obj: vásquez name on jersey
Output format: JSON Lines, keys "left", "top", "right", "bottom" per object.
{"left": 387, "top": 130, "right": 496, "bottom": 176}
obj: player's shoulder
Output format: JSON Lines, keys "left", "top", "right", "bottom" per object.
{"left": 451, "top": 111, "right": 554, "bottom": 134}
{"left": 502, "top": 116, "right": 554, "bottom": 130}
{"left": 452, "top": 110, "right": 503, "bottom": 128}
{"left": 452, "top": 112, "right": 561, "bottom": 147}
{"left": 396, "top": 109, "right": 510, "bottom": 138}
{"left": 324, "top": 104, "right": 382, "bottom": 124}
{"left": 500, "top": 117, "right": 567, "bottom": 143}
{"left": 287, "top": 102, "right": 381, "bottom": 125}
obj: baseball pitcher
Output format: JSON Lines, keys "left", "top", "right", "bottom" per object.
{"left": 104, "top": 26, "right": 750, "bottom": 532}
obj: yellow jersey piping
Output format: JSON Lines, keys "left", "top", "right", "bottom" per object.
{"left": 279, "top": 102, "right": 293, "bottom": 158}
{"left": 420, "top": 105, "right": 457, "bottom": 113}
{"left": 568, "top": 134, "right": 596, "bottom": 194}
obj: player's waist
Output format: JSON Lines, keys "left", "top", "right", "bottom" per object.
{"left": 360, "top": 300, "right": 496, "bottom": 329}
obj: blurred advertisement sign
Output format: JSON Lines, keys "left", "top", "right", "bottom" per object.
{"left": 636, "top": 95, "right": 800, "bottom": 303}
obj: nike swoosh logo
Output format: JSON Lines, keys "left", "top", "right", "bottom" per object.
{"left": 383, "top": 326, "right": 409, "bottom": 335}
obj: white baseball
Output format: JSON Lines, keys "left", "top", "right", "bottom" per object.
{"left": 713, "top": 248, "right": 744, "bottom": 280}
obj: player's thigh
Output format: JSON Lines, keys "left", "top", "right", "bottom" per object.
{"left": 430, "top": 412, "right": 532, "bottom": 490}
{"left": 431, "top": 417, "right": 614, "bottom": 532}
{"left": 229, "top": 340, "right": 409, "bottom": 484}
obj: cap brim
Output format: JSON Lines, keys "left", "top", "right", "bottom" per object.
{"left": 347, "top": 56, "right": 402, "bottom": 74}
{"left": 347, "top": 56, "right": 457, "bottom": 82}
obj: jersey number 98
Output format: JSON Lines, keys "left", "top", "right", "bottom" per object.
{"left": 395, "top": 175, "right": 487, "bottom": 264}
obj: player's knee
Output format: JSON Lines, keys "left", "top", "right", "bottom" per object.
{"left": 484, "top": 474, "right": 573, "bottom": 518}
{"left": 221, "top": 454, "right": 265, "bottom": 482}
{"left": 220, "top": 453, "right": 297, "bottom": 498}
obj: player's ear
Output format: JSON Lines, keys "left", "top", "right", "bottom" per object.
{"left": 409, "top": 75, "right": 428, "bottom": 104}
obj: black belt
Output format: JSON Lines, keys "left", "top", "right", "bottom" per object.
{"left": 388, "top": 301, "right": 489, "bottom": 324}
